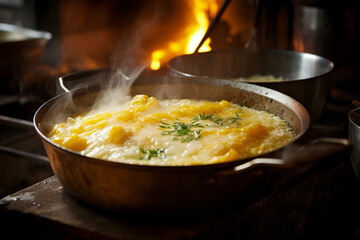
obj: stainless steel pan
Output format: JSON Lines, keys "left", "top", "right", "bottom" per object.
{"left": 168, "top": 49, "right": 334, "bottom": 123}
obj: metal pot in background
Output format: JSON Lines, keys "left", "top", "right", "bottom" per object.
{"left": 0, "top": 23, "right": 52, "bottom": 92}
{"left": 292, "top": 4, "right": 336, "bottom": 61}
{"left": 292, "top": 3, "right": 360, "bottom": 102}
{"left": 168, "top": 49, "right": 333, "bottom": 123}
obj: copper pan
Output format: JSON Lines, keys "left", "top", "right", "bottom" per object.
{"left": 33, "top": 68, "right": 348, "bottom": 216}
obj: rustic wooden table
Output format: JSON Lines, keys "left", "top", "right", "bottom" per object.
{"left": 1, "top": 147, "right": 360, "bottom": 239}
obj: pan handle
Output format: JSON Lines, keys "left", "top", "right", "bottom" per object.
{"left": 58, "top": 67, "right": 145, "bottom": 93}
{"left": 58, "top": 77, "right": 70, "bottom": 93}
{"left": 58, "top": 68, "right": 113, "bottom": 93}
{"left": 204, "top": 137, "right": 351, "bottom": 186}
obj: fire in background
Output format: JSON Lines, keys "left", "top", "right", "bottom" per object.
{"left": 57, "top": 0, "right": 258, "bottom": 72}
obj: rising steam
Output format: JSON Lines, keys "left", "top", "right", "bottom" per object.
{"left": 87, "top": 8, "right": 160, "bottom": 114}
{"left": 45, "top": 0, "right": 197, "bottom": 128}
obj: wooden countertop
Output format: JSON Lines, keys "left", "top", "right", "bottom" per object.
{"left": 1, "top": 148, "right": 360, "bottom": 239}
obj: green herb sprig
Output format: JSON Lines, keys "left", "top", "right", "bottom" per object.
{"left": 192, "top": 112, "right": 241, "bottom": 128}
{"left": 160, "top": 121, "right": 202, "bottom": 142}
{"left": 138, "top": 147, "right": 166, "bottom": 160}
{"left": 159, "top": 112, "right": 241, "bottom": 143}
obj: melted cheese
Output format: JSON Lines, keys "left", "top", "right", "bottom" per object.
{"left": 48, "top": 95, "right": 295, "bottom": 166}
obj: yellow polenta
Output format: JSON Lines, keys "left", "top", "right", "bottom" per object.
{"left": 48, "top": 95, "right": 295, "bottom": 166}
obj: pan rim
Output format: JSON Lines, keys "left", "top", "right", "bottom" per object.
{"left": 34, "top": 72, "right": 310, "bottom": 170}
{"left": 168, "top": 48, "right": 334, "bottom": 82}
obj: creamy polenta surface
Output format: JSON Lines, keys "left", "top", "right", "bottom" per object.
{"left": 48, "top": 95, "right": 295, "bottom": 166}
{"left": 234, "top": 74, "right": 284, "bottom": 83}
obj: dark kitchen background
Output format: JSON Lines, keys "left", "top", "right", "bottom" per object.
{"left": 1, "top": 0, "right": 360, "bottom": 239}
{"left": 1, "top": 0, "right": 359, "bottom": 107}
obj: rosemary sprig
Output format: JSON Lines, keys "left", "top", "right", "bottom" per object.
{"left": 226, "top": 112, "right": 241, "bottom": 128}
{"left": 159, "top": 112, "right": 241, "bottom": 143}
{"left": 160, "top": 120, "right": 202, "bottom": 142}
{"left": 192, "top": 112, "right": 241, "bottom": 128}
{"left": 192, "top": 112, "right": 216, "bottom": 121}
{"left": 138, "top": 147, "right": 166, "bottom": 160}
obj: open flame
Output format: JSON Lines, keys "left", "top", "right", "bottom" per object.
{"left": 150, "top": 0, "right": 218, "bottom": 70}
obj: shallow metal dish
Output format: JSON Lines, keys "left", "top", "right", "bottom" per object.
{"left": 168, "top": 49, "right": 334, "bottom": 123}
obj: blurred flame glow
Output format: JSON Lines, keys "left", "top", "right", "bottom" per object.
{"left": 150, "top": 0, "right": 217, "bottom": 70}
